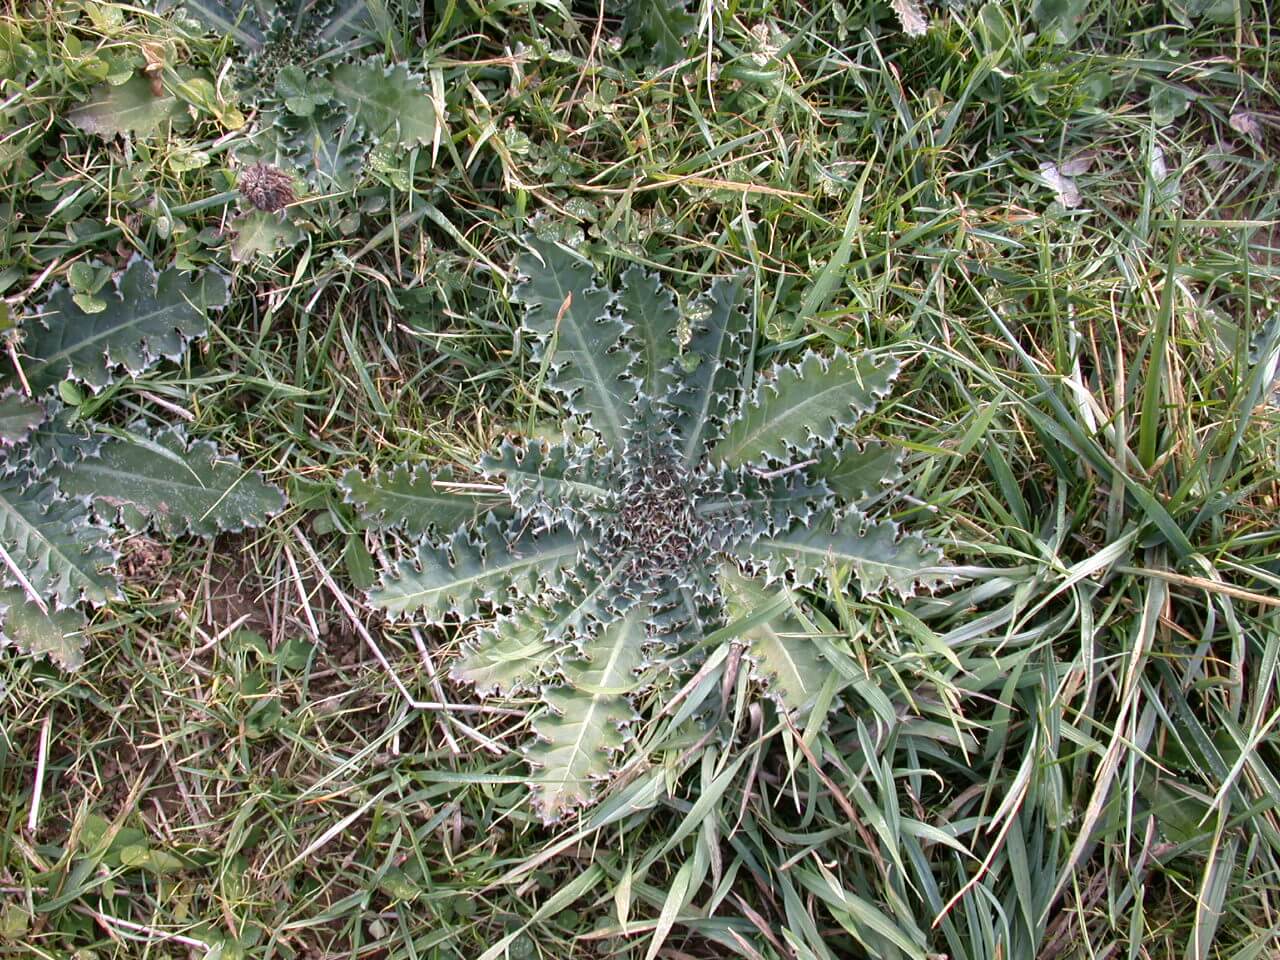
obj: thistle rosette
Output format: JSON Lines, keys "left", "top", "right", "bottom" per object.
{"left": 351, "top": 239, "right": 952, "bottom": 821}
{"left": 0, "top": 262, "right": 285, "bottom": 670}
{"left": 174, "top": 0, "right": 438, "bottom": 195}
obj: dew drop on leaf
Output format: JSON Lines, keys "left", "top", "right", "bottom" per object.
{"left": 650, "top": 212, "right": 675, "bottom": 234}
{"left": 564, "top": 197, "right": 596, "bottom": 221}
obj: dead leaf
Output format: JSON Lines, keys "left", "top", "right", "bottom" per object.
{"left": 1039, "top": 162, "right": 1081, "bottom": 208}
{"left": 1229, "top": 112, "right": 1261, "bottom": 139}
{"left": 891, "top": 0, "right": 930, "bottom": 37}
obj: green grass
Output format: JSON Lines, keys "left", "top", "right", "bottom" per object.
{"left": 2, "top": 0, "right": 1279, "bottom": 957}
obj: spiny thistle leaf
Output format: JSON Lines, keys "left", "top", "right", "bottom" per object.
{"left": 514, "top": 239, "right": 636, "bottom": 448}
{"left": 543, "top": 566, "right": 633, "bottom": 639}
{"left": 720, "top": 567, "right": 827, "bottom": 715}
{"left": 666, "top": 275, "right": 749, "bottom": 465}
{"left": 526, "top": 609, "right": 646, "bottom": 821}
{"left": 18, "top": 404, "right": 103, "bottom": 478}
{"left": 815, "top": 441, "right": 905, "bottom": 503}
{"left": 452, "top": 566, "right": 632, "bottom": 697}
{"left": 315, "top": 0, "right": 378, "bottom": 45}
{"left": 696, "top": 466, "right": 830, "bottom": 535}
{"left": 747, "top": 509, "right": 949, "bottom": 598}
{"left": 452, "top": 603, "right": 566, "bottom": 697}
{"left": 0, "top": 586, "right": 89, "bottom": 671}
{"left": 14, "top": 259, "right": 228, "bottom": 395}
{"left": 0, "top": 393, "right": 45, "bottom": 447}
{"left": 67, "top": 75, "right": 183, "bottom": 139}
{"left": 51, "top": 425, "right": 285, "bottom": 537}
{"left": 618, "top": 265, "right": 680, "bottom": 400}
{"left": 277, "top": 104, "right": 367, "bottom": 191}
{"left": 331, "top": 61, "right": 437, "bottom": 149}
{"left": 340, "top": 465, "right": 498, "bottom": 536}
{"left": 646, "top": 578, "right": 718, "bottom": 648}
{"left": 478, "top": 438, "right": 613, "bottom": 523}
{"left": 173, "top": 0, "right": 376, "bottom": 62}
{"left": 712, "top": 349, "right": 900, "bottom": 467}
{"left": 230, "top": 211, "right": 303, "bottom": 261}
{"left": 370, "top": 521, "right": 578, "bottom": 620}
{"left": 235, "top": 104, "right": 366, "bottom": 194}
{"left": 0, "top": 476, "right": 117, "bottom": 609}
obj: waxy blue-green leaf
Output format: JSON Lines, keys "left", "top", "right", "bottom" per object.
{"left": 340, "top": 464, "right": 499, "bottom": 537}
{"left": 666, "top": 275, "right": 749, "bottom": 465}
{"left": 0, "top": 393, "right": 45, "bottom": 447}
{"left": 478, "top": 438, "right": 613, "bottom": 522}
{"left": 712, "top": 349, "right": 899, "bottom": 467}
{"left": 815, "top": 440, "right": 904, "bottom": 502}
{"left": 356, "top": 242, "right": 949, "bottom": 823}
{"left": 452, "top": 603, "right": 567, "bottom": 697}
{"left": 527, "top": 609, "right": 646, "bottom": 821}
{"left": 51, "top": 426, "right": 285, "bottom": 537}
{"left": 370, "top": 521, "right": 578, "bottom": 620}
{"left": 230, "top": 211, "right": 303, "bottom": 262}
{"left": 624, "top": 0, "right": 696, "bottom": 65}
{"left": 514, "top": 238, "right": 636, "bottom": 449}
{"left": 747, "top": 508, "right": 950, "bottom": 598}
{"left": 617, "top": 264, "right": 680, "bottom": 400}
{"left": 331, "top": 61, "right": 437, "bottom": 149}
{"left": 14, "top": 260, "right": 228, "bottom": 395}
{"left": 0, "top": 586, "right": 89, "bottom": 671}
{"left": 0, "top": 477, "right": 117, "bottom": 609}
{"left": 720, "top": 566, "right": 827, "bottom": 715}
{"left": 173, "top": 0, "right": 267, "bottom": 49}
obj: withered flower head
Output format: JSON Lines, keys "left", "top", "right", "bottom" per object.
{"left": 238, "top": 162, "right": 296, "bottom": 213}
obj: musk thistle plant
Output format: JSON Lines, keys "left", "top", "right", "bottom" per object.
{"left": 347, "top": 238, "right": 951, "bottom": 821}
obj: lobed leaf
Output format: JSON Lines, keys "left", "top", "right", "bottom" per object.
{"left": 316, "top": 0, "right": 378, "bottom": 45}
{"left": 51, "top": 425, "right": 285, "bottom": 537}
{"left": 526, "top": 609, "right": 646, "bottom": 821}
{"left": 451, "top": 562, "right": 632, "bottom": 697}
{"left": 514, "top": 239, "right": 636, "bottom": 449}
{"left": 0, "top": 476, "right": 117, "bottom": 609}
{"left": 230, "top": 211, "right": 303, "bottom": 261}
{"left": 369, "top": 520, "right": 578, "bottom": 620}
{"left": 720, "top": 566, "right": 827, "bottom": 715}
{"left": 341, "top": 464, "right": 498, "bottom": 537}
{"left": 17, "top": 404, "right": 103, "bottom": 478}
{"left": 814, "top": 440, "right": 905, "bottom": 503}
{"left": 0, "top": 586, "right": 89, "bottom": 671}
{"left": 744, "top": 508, "right": 949, "bottom": 598}
{"left": 14, "top": 259, "right": 228, "bottom": 395}
{"left": 552, "top": 561, "right": 637, "bottom": 633}
{"left": 623, "top": 0, "right": 696, "bottom": 65}
{"left": 453, "top": 602, "right": 566, "bottom": 697}
{"left": 331, "top": 61, "right": 437, "bottom": 149}
{"left": 617, "top": 265, "right": 680, "bottom": 400}
{"left": 712, "top": 349, "right": 899, "bottom": 467}
{"left": 67, "top": 75, "right": 182, "bottom": 138}
{"left": 695, "top": 465, "right": 830, "bottom": 539}
{"left": 646, "top": 578, "right": 720, "bottom": 650}
{"left": 0, "top": 393, "right": 45, "bottom": 447}
{"left": 478, "top": 438, "right": 613, "bottom": 524}
{"left": 276, "top": 104, "right": 367, "bottom": 191}
{"left": 173, "top": 0, "right": 374, "bottom": 51}
{"left": 172, "top": 0, "right": 268, "bottom": 49}
{"left": 665, "top": 275, "right": 749, "bottom": 465}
